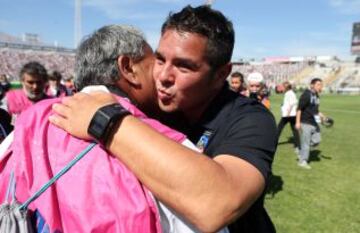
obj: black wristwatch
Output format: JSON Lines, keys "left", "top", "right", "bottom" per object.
{"left": 88, "top": 103, "right": 130, "bottom": 145}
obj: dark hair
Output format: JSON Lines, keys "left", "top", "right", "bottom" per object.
{"left": 20, "top": 61, "right": 48, "bottom": 82}
{"left": 0, "top": 108, "right": 13, "bottom": 138}
{"left": 161, "top": 5, "right": 234, "bottom": 68}
{"left": 310, "top": 78, "right": 322, "bottom": 85}
{"left": 48, "top": 70, "right": 62, "bottom": 81}
{"left": 0, "top": 74, "right": 8, "bottom": 82}
{"left": 231, "top": 72, "right": 244, "bottom": 82}
{"left": 283, "top": 81, "right": 292, "bottom": 91}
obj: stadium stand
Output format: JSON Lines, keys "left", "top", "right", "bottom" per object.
{"left": 232, "top": 56, "right": 360, "bottom": 94}
{"left": 0, "top": 32, "right": 75, "bottom": 82}
{"left": 0, "top": 48, "right": 75, "bottom": 82}
{"left": 328, "top": 62, "right": 360, "bottom": 93}
{"left": 232, "top": 61, "right": 310, "bottom": 89}
{"left": 1, "top": 32, "right": 359, "bottom": 94}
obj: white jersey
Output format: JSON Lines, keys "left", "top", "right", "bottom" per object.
{"left": 281, "top": 90, "right": 298, "bottom": 117}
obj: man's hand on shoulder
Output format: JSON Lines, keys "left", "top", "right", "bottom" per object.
{"left": 49, "top": 91, "right": 117, "bottom": 140}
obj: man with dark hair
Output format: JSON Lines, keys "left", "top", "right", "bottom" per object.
{"left": 3, "top": 61, "right": 48, "bottom": 117}
{"left": 296, "top": 78, "right": 326, "bottom": 169}
{"left": 0, "top": 74, "right": 11, "bottom": 97}
{"left": 229, "top": 71, "right": 246, "bottom": 94}
{"left": 51, "top": 5, "right": 277, "bottom": 233}
{"left": 0, "top": 108, "right": 13, "bottom": 143}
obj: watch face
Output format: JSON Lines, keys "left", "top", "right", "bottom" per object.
{"left": 88, "top": 111, "right": 108, "bottom": 140}
{"left": 88, "top": 103, "right": 130, "bottom": 144}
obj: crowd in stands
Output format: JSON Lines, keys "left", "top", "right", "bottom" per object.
{"left": 233, "top": 62, "right": 310, "bottom": 89}
{"left": 0, "top": 48, "right": 75, "bottom": 82}
{"left": 0, "top": 46, "right": 357, "bottom": 138}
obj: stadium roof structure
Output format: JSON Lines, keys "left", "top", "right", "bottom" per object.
{"left": 263, "top": 55, "right": 338, "bottom": 64}
{"left": 0, "top": 32, "right": 75, "bottom": 53}
{"left": 0, "top": 32, "right": 22, "bottom": 44}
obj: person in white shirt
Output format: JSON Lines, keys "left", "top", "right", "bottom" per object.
{"left": 277, "top": 81, "right": 300, "bottom": 153}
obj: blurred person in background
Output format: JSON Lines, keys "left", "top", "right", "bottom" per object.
{"left": 246, "top": 72, "right": 271, "bottom": 109}
{"left": 296, "top": 78, "right": 326, "bottom": 169}
{"left": 277, "top": 81, "right": 300, "bottom": 154}
{"left": 229, "top": 71, "right": 247, "bottom": 95}
{"left": 46, "top": 70, "right": 73, "bottom": 97}
{"left": 2, "top": 61, "right": 49, "bottom": 118}
{"left": 63, "top": 75, "right": 76, "bottom": 94}
{"left": 0, "top": 74, "right": 11, "bottom": 93}
{"left": 0, "top": 74, "right": 11, "bottom": 109}
{"left": 0, "top": 108, "right": 13, "bottom": 143}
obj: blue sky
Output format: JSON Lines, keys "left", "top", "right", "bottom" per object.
{"left": 0, "top": 0, "right": 359, "bottom": 60}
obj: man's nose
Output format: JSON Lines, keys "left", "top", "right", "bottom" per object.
{"left": 157, "top": 64, "right": 175, "bottom": 86}
{"left": 32, "top": 82, "right": 43, "bottom": 91}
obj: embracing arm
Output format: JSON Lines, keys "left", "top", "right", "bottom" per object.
{"left": 108, "top": 116, "right": 265, "bottom": 231}
{"left": 50, "top": 92, "right": 265, "bottom": 232}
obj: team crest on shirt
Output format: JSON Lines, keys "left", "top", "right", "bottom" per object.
{"left": 196, "top": 130, "right": 213, "bottom": 153}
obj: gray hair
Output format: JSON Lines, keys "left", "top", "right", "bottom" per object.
{"left": 75, "top": 25, "right": 147, "bottom": 90}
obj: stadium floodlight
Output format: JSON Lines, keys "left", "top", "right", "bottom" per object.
{"left": 74, "top": 0, "right": 82, "bottom": 48}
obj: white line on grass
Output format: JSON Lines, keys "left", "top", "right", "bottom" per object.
{"left": 321, "top": 108, "right": 360, "bottom": 114}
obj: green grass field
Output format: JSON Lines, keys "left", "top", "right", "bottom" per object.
{"left": 265, "top": 94, "right": 360, "bottom": 233}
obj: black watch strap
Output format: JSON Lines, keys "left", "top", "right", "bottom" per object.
{"left": 87, "top": 103, "right": 130, "bottom": 145}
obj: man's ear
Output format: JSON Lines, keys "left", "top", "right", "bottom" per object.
{"left": 214, "top": 63, "right": 232, "bottom": 84}
{"left": 117, "top": 56, "right": 140, "bottom": 86}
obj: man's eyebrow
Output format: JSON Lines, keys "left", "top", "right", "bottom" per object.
{"left": 173, "top": 58, "right": 200, "bottom": 70}
{"left": 154, "top": 51, "right": 164, "bottom": 59}
{"left": 154, "top": 50, "right": 200, "bottom": 70}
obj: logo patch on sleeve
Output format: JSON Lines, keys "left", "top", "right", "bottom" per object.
{"left": 196, "top": 130, "right": 213, "bottom": 153}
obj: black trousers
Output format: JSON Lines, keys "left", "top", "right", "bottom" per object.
{"left": 277, "top": 116, "right": 300, "bottom": 149}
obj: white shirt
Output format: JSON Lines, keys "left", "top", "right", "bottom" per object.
{"left": 281, "top": 89, "right": 298, "bottom": 117}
